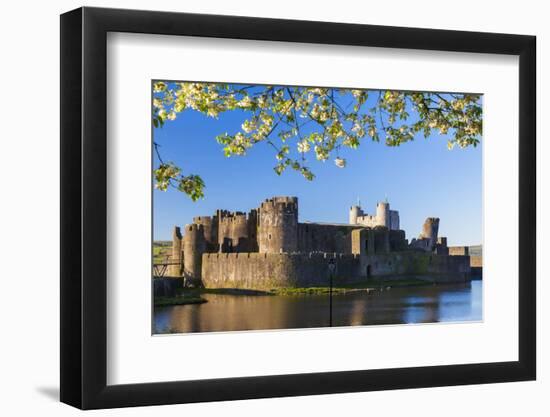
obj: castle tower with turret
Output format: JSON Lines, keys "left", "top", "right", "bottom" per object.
{"left": 350, "top": 200, "right": 399, "bottom": 230}
{"left": 163, "top": 195, "right": 470, "bottom": 289}
{"left": 349, "top": 205, "right": 364, "bottom": 225}
{"left": 193, "top": 215, "right": 217, "bottom": 251}
{"left": 258, "top": 196, "right": 298, "bottom": 253}
{"left": 376, "top": 201, "right": 390, "bottom": 228}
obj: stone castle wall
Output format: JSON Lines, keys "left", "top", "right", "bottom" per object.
{"left": 258, "top": 197, "right": 298, "bottom": 253}
{"left": 359, "top": 252, "right": 470, "bottom": 283}
{"left": 201, "top": 251, "right": 471, "bottom": 290}
{"left": 470, "top": 255, "right": 483, "bottom": 267}
{"left": 297, "top": 224, "right": 405, "bottom": 256}
{"left": 449, "top": 246, "right": 483, "bottom": 269}
{"left": 470, "top": 255, "right": 483, "bottom": 278}
{"left": 169, "top": 196, "right": 472, "bottom": 288}
{"left": 297, "top": 223, "right": 360, "bottom": 254}
{"left": 201, "top": 252, "right": 361, "bottom": 290}
{"left": 193, "top": 215, "right": 217, "bottom": 250}
{"left": 449, "top": 246, "right": 469, "bottom": 256}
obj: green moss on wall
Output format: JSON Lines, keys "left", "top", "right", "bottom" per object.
{"left": 409, "top": 253, "right": 430, "bottom": 274}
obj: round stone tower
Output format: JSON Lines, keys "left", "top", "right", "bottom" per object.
{"left": 193, "top": 215, "right": 216, "bottom": 251}
{"left": 258, "top": 196, "right": 298, "bottom": 253}
{"left": 420, "top": 217, "right": 440, "bottom": 249}
{"left": 376, "top": 201, "right": 390, "bottom": 228}
{"left": 230, "top": 212, "right": 249, "bottom": 252}
{"left": 183, "top": 223, "right": 206, "bottom": 286}
{"left": 349, "top": 205, "right": 363, "bottom": 225}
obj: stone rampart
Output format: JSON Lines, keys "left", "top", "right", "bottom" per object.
{"left": 201, "top": 252, "right": 360, "bottom": 290}
{"left": 297, "top": 223, "right": 359, "bottom": 254}
{"left": 470, "top": 255, "right": 482, "bottom": 267}
{"left": 449, "top": 246, "right": 469, "bottom": 256}
{"left": 201, "top": 251, "right": 471, "bottom": 290}
{"left": 359, "top": 252, "right": 470, "bottom": 282}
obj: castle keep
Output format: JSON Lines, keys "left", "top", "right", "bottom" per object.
{"left": 168, "top": 197, "right": 471, "bottom": 290}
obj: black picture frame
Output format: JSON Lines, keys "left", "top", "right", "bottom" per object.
{"left": 60, "top": 6, "right": 536, "bottom": 410}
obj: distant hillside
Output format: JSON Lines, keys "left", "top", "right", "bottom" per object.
{"left": 469, "top": 245, "right": 482, "bottom": 257}
{"left": 153, "top": 241, "right": 172, "bottom": 263}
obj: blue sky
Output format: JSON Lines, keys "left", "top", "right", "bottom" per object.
{"left": 153, "top": 85, "right": 482, "bottom": 246}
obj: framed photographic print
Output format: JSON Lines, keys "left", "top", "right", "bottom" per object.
{"left": 60, "top": 6, "right": 536, "bottom": 409}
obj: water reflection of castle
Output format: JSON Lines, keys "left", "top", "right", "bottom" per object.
{"left": 168, "top": 196, "right": 471, "bottom": 290}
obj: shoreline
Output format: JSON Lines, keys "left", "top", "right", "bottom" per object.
{"left": 154, "top": 295, "right": 208, "bottom": 307}
{"left": 154, "top": 278, "right": 472, "bottom": 305}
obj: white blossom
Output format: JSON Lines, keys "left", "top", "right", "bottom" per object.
{"left": 334, "top": 157, "right": 346, "bottom": 168}
{"left": 297, "top": 140, "right": 311, "bottom": 153}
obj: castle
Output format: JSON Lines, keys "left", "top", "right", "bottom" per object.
{"left": 167, "top": 196, "right": 471, "bottom": 290}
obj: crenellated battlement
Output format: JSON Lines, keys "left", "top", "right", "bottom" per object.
{"left": 172, "top": 195, "right": 459, "bottom": 286}
{"left": 351, "top": 200, "right": 394, "bottom": 229}
{"left": 200, "top": 249, "right": 470, "bottom": 290}
{"left": 203, "top": 251, "right": 360, "bottom": 260}
{"left": 219, "top": 212, "right": 248, "bottom": 223}
{"left": 184, "top": 223, "right": 205, "bottom": 233}
{"left": 193, "top": 215, "right": 212, "bottom": 224}
{"left": 201, "top": 249, "right": 362, "bottom": 290}
{"left": 260, "top": 196, "right": 298, "bottom": 211}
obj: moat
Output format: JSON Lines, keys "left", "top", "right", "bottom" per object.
{"left": 153, "top": 281, "right": 482, "bottom": 334}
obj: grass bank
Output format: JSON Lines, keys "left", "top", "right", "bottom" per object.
{"left": 153, "top": 241, "right": 172, "bottom": 263}
{"left": 154, "top": 278, "right": 436, "bottom": 305}
{"left": 271, "top": 278, "right": 432, "bottom": 296}
{"left": 155, "top": 288, "right": 272, "bottom": 306}
{"left": 175, "top": 277, "right": 434, "bottom": 298}
{"left": 154, "top": 295, "right": 207, "bottom": 307}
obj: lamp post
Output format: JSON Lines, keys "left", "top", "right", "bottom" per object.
{"left": 328, "top": 258, "right": 336, "bottom": 327}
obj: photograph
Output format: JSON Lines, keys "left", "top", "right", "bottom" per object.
{"left": 52, "top": 4, "right": 538, "bottom": 411}
{"left": 151, "top": 81, "right": 483, "bottom": 334}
